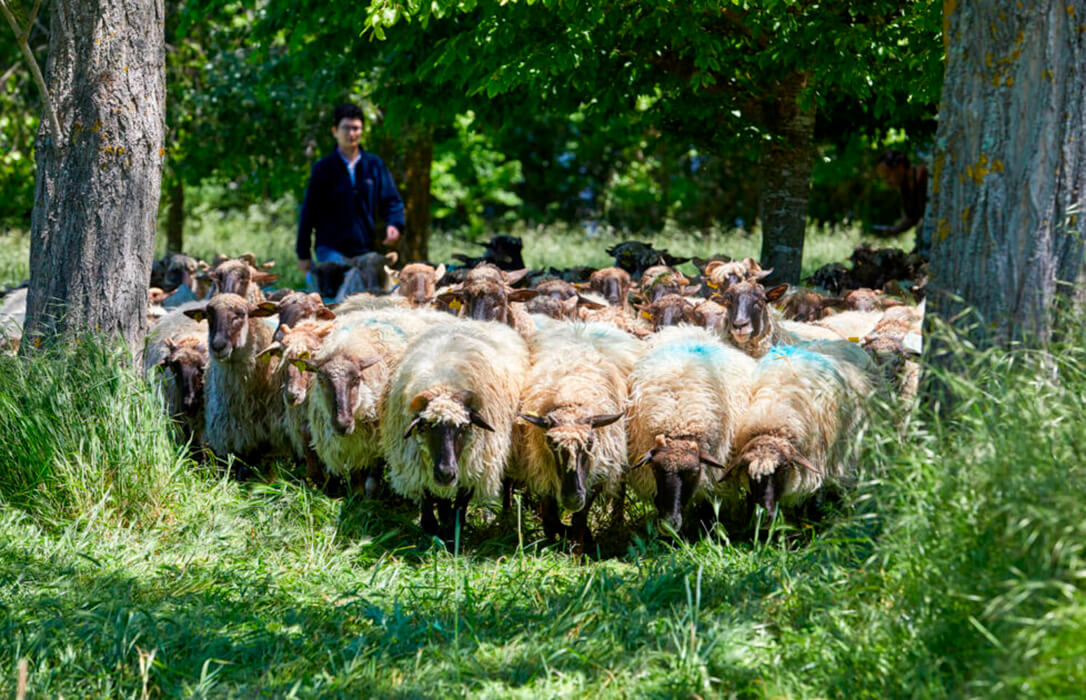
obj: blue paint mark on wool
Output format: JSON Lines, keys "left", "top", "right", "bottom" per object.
{"left": 656, "top": 340, "right": 725, "bottom": 362}
{"left": 760, "top": 343, "right": 833, "bottom": 370}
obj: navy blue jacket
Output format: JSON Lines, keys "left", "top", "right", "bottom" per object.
{"left": 297, "top": 149, "right": 406, "bottom": 260}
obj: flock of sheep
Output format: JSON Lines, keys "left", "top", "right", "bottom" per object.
{"left": 123, "top": 238, "right": 924, "bottom": 548}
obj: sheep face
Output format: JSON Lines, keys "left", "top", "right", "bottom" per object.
{"left": 263, "top": 322, "right": 335, "bottom": 406}
{"left": 780, "top": 289, "right": 835, "bottom": 322}
{"left": 274, "top": 292, "right": 334, "bottom": 341}
{"left": 639, "top": 294, "right": 695, "bottom": 331}
{"left": 691, "top": 299, "right": 727, "bottom": 333}
{"left": 185, "top": 295, "right": 276, "bottom": 361}
{"left": 398, "top": 263, "right": 446, "bottom": 307}
{"left": 313, "top": 355, "right": 381, "bottom": 435}
{"left": 640, "top": 266, "right": 690, "bottom": 303}
{"left": 588, "top": 267, "right": 632, "bottom": 307}
{"left": 440, "top": 280, "right": 537, "bottom": 324}
{"left": 211, "top": 260, "right": 252, "bottom": 297}
{"left": 161, "top": 338, "right": 208, "bottom": 414}
{"left": 406, "top": 391, "right": 494, "bottom": 488}
{"left": 634, "top": 435, "right": 730, "bottom": 532}
{"left": 731, "top": 434, "right": 816, "bottom": 515}
{"left": 535, "top": 279, "right": 578, "bottom": 301}
{"left": 717, "top": 281, "right": 788, "bottom": 346}
{"left": 521, "top": 412, "right": 623, "bottom": 512}
{"left": 346, "top": 252, "right": 396, "bottom": 293}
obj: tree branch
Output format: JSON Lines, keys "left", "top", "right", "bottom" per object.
{"left": 0, "top": 0, "right": 62, "bottom": 147}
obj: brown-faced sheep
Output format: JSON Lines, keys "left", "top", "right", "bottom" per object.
{"left": 730, "top": 340, "right": 877, "bottom": 516}
{"left": 625, "top": 326, "right": 757, "bottom": 532}
{"left": 144, "top": 310, "right": 209, "bottom": 444}
{"left": 184, "top": 294, "right": 283, "bottom": 462}
{"left": 436, "top": 263, "right": 538, "bottom": 339}
{"left": 383, "top": 320, "right": 530, "bottom": 541}
{"left": 394, "top": 262, "right": 447, "bottom": 307}
{"left": 515, "top": 322, "right": 644, "bottom": 550}
{"left": 272, "top": 291, "right": 336, "bottom": 342}
{"left": 713, "top": 280, "right": 793, "bottom": 358}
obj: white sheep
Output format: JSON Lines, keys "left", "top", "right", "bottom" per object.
{"left": 625, "top": 326, "right": 757, "bottom": 532}
{"left": 382, "top": 319, "right": 530, "bottom": 539}
{"left": 184, "top": 294, "right": 284, "bottom": 463}
{"left": 514, "top": 322, "right": 644, "bottom": 548}
{"left": 302, "top": 307, "right": 455, "bottom": 490}
{"left": 730, "top": 340, "right": 878, "bottom": 516}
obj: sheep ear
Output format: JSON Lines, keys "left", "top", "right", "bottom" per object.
{"left": 703, "top": 260, "right": 725, "bottom": 276}
{"left": 629, "top": 449, "right": 655, "bottom": 471}
{"left": 436, "top": 291, "right": 462, "bottom": 307}
{"left": 469, "top": 408, "right": 495, "bottom": 432}
{"left": 238, "top": 252, "right": 258, "bottom": 267}
{"left": 257, "top": 342, "right": 283, "bottom": 362}
{"left": 519, "top": 413, "right": 554, "bottom": 430}
{"left": 699, "top": 450, "right": 733, "bottom": 475}
{"left": 316, "top": 306, "right": 336, "bottom": 320}
{"left": 252, "top": 271, "right": 279, "bottom": 285}
{"left": 183, "top": 305, "right": 208, "bottom": 322}
{"left": 502, "top": 268, "right": 531, "bottom": 286}
{"left": 290, "top": 356, "right": 320, "bottom": 373}
{"left": 576, "top": 294, "right": 606, "bottom": 310}
{"left": 766, "top": 284, "right": 789, "bottom": 302}
{"left": 753, "top": 268, "right": 773, "bottom": 282}
{"left": 508, "top": 289, "right": 538, "bottom": 303}
{"left": 587, "top": 412, "right": 624, "bottom": 428}
{"left": 250, "top": 301, "right": 278, "bottom": 318}
{"left": 355, "top": 355, "right": 381, "bottom": 371}
{"left": 433, "top": 264, "right": 446, "bottom": 281}
{"left": 260, "top": 260, "right": 276, "bottom": 269}
{"left": 681, "top": 284, "right": 701, "bottom": 297}
{"left": 560, "top": 295, "right": 580, "bottom": 315}
{"left": 384, "top": 251, "right": 399, "bottom": 266}
{"left": 384, "top": 266, "right": 399, "bottom": 282}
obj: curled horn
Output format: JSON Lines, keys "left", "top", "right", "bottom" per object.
{"left": 789, "top": 451, "right": 822, "bottom": 475}
{"left": 629, "top": 448, "right": 655, "bottom": 472}
{"left": 355, "top": 355, "right": 381, "bottom": 372}
{"left": 256, "top": 342, "right": 283, "bottom": 362}
{"left": 519, "top": 413, "right": 555, "bottom": 430}
{"left": 698, "top": 449, "right": 734, "bottom": 476}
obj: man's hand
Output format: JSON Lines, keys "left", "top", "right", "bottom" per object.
{"left": 298, "top": 259, "right": 312, "bottom": 273}
{"left": 383, "top": 225, "right": 401, "bottom": 246}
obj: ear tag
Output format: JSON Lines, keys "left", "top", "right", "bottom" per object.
{"left": 847, "top": 336, "right": 860, "bottom": 343}
{"left": 706, "top": 281, "right": 718, "bottom": 289}
{"left": 640, "top": 311, "right": 653, "bottom": 320}
{"left": 449, "top": 299, "right": 463, "bottom": 312}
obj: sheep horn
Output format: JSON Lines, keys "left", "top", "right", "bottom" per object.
{"left": 468, "top": 408, "right": 494, "bottom": 432}
{"left": 698, "top": 449, "right": 735, "bottom": 477}
{"left": 587, "top": 411, "right": 624, "bottom": 428}
{"left": 403, "top": 415, "right": 425, "bottom": 440}
{"left": 519, "top": 413, "right": 555, "bottom": 430}
{"left": 628, "top": 449, "right": 655, "bottom": 472}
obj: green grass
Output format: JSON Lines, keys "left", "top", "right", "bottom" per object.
{"left": 2, "top": 206, "right": 1081, "bottom": 697}
{"left": 2, "top": 314, "right": 1086, "bottom": 696}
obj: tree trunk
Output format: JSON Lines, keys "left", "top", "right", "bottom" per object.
{"left": 758, "top": 74, "right": 816, "bottom": 286}
{"left": 23, "top": 0, "right": 166, "bottom": 361}
{"left": 401, "top": 125, "right": 433, "bottom": 263}
{"left": 166, "top": 176, "right": 184, "bottom": 253}
{"left": 927, "top": 0, "right": 1086, "bottom": 349}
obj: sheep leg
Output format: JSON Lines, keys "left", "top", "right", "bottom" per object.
{"left": 500, "top": 477, "right": 515, "bottom": 520}
{"left": 569, "top": 489, "right": 599, "bottom": 557}
{"left": 420, "top": 493, "right": 441, "bottom": 537}
{"left": 541, "top": 496, "right": 567, "bottom": 540}
{"left": 610, "top": 482, "right": 626, "bottom": 529}
{"left": 303, "top": 445, "right": 324, "bottom": 487}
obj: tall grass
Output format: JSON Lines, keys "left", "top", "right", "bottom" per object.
{"left": 1, "top": 309, "right": 1085, "bottom": 696}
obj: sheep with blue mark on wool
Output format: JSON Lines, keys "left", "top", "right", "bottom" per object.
{"left": 625, "top": 326, "right": 757, "bottom": 532}
{"left": 730, "top": 339, "right": 878, "bottom": 516}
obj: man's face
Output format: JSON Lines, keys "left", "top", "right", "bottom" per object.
{"left": 333, "top": 118, "right": 362, "bottom": 151}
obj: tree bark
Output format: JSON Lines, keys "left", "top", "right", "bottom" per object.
{"left": 758, "top": 74, "right": 816, "bottom": 286}
{"left": 400, "top": 125, "right": 433, "bottom": 263}
{"left": 166, "top": 176, "right": 184, "bottom": 253}
{"left": 23, "top": 0, "right": 166, "bottom": 361}
{"left": 927, "top": 0, "right": 1086, "bottom": 349}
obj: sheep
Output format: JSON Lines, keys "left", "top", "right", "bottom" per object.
{"left": 393, "top": 262, "right": 447, "bottom": 307}
{"left": 0, "top": 285, "right": 27, "bottom": 352}
{"left": 713, "top": 280, "right": 793, "bottom": 358}
{"left": 689, "top": 298, "right": 728, "bottom": 334}
{"left": 144, "top": 310, "right": 209, "bottom": 444}
{"left": 208, "top": 256, "right": 279, "bottom": 303}
{"left": 813, "top": 309, "right": 884, "bottom": 342}
{"left": 436, "top": 263, "right": 538, "bottom": 339}
{"left": 256, "top": 320, "right": 336, "bottom": 483}
{"left": 606, "top": 241, "right": 689, "bottom": 279}
{"left": 625, "top": 326, "right": 757, "bottom": 532}
{"left": 730, "top": 340, "right": 877, "bottom": 516}
{"left": 334, "top": 251, "right": 400, "bottom": 301}
{"left": 704, "top": 258, "right": 765, "bottom": 292}
{"left": 638, "top": 265, "right": 695, "bottom": 302}
{"left": 335, "top": 292, "right": 410, "bottom": 315}
{"left": 302, "top": 307, "right": 456, "bottom": 491}
{"left": 636, "top": 293, "right": 697, "bottom": 331}
{"left": 271, "top": 291, "right": 336, "bottom": 341}
{"left": 183, "top": 294, "right": 284, "bottom": 463}
{"left": 842, "top": 287, "right": 905, "bottom": 313}
{"left": 382, "top": 320, "right": 530, "bottom": 540}
{"left": 583, "top": 267, "right": 633, "bottom": 311}
{"left": 514, "top": 322, "right": 643, "bottom": 550}
{"left": 778, "top": 288, "right": 849, "bottom": 322}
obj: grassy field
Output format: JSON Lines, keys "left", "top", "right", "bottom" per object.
{"left": 2, "top": 208, "right": 1084, "bottom": 697}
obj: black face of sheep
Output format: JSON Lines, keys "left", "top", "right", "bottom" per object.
{"left": 314, "top": 261, "right": 350, "bottom": 299}
{"left": 636, "top": 437, "right": 731, "bottom": 533}
{"left": 407, "top": 392, "right": 495, "bottom": 488}
{"left": 717, "top": 282, "right": 788, "bottom": 345}
{"left": 522, "top": 413, "right": 623, "bottom": 513}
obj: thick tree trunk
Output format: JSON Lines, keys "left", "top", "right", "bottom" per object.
{"left": 927, "top": 0, "right": 1086, "bottom": 349}
{"left": 166, "top": 176, "right": 184, "bottom": 253}
{"left": 401, "top": 125, "right": 433, "bottom": 263}
{"left": 23, "top": 0, "right": 166, "bottom": 361}
{"left": 758, "top": 74, "right": 815, "bottom": 286}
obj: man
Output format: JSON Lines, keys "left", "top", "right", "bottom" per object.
{"left": 873, "top": 149, "right": 931, "bottom": 256}
{"left": 297, "top": 103, "right": 405, "bottom": 276}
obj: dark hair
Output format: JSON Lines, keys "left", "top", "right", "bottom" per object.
{"left": 877, "top": 149, "right": 910, "bottom": 169}
{"left": 333, "top": 103, "right": 365, "bottom": 127}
